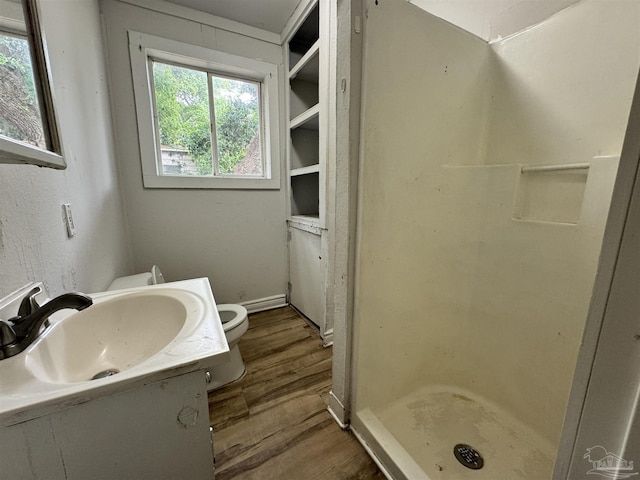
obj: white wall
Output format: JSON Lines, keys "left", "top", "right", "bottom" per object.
{"left": 485, "top": 0, "right": 640, "bottom": 167}
{"left": 352, "top": 0, "right": 640, "bottom": 448}
{"left": 100, "top": 0, "right": 289, "bottom": 304}
{"left": 0, "top": 0, "right": 131, "bottom": 298}
{"left": 409, "top": 0, "right": 579, "bottom": 42}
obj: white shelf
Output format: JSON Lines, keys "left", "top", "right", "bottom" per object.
{"left": 290, "top": 104, "right": 320, "bottom": 130}
{"left": 290, "top": 164, "right": 320, "bottom": 176}
{"left": 289, "top": 40, "right": 320, "bottom": 82}
{"left": 288, "top": 215, "right": 322, "bottom": 234}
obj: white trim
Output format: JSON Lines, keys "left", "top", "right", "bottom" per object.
{"left": 128, "top": 31, "right": 281, "bottom": 190}
{"left": 288, "top": 217, "right": 323, "bottom": 234}
{"left": 0, "top": 137, "right": 65, "bottom": 169}
{"left": 327, "top": 390, "right": 348, "bottom": 428}
{"left": 281, "top": 0, "right": 319, "bottom": 44}
{"left": 0, "top": 16, "right": 25, "bottom": 34}
{"left": 327, "top": 0, "right": 364, "bottom": 436}
{"left": 327, "top": 407, "right": 347, "bottom": 429}
{"left": 118, "top": 0, "right": 281, "bottom": 45}
{"left": 0, "top": 0, "right": 66, "bottom": 170}
{"left": 239, "top": 294, "right": 287, "bottom": 314}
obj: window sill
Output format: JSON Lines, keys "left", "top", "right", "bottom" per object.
{"left": 0, "top": 136, "right": 65, "bottom": 170}
{"left": 143, "top": 174, "right": 280, "bottom": 190}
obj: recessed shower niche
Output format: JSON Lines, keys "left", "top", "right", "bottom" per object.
{"left": 514, "top": 164, "right": 589, "bottom": 224}
{"left": 513, "top": 156, "right": 619, "bottom": 225}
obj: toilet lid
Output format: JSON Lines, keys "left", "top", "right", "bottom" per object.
{"left": 216, "top": 304, "right": 248, "bottom": 332}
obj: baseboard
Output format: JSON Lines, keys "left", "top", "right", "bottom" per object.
{"left": 322, "top": 328, "right": 334, "bottom": 346}
{"left": 328, "top": 391, "right": 349, "bottom": 429}
{"left": 240, "top": 294, "right": 288, "bottom": 314}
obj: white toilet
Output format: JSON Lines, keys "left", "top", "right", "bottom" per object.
{"left": 107, "top": 266, "right": 249, "bottom": 391}
{"left": 209, "top": 303, "right": 249, "bottom": 390}
{"left": 107, "top": 264, "right": 165, "bottom": 290}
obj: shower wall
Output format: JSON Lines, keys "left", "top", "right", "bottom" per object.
{"left": 485, "top": 0, "right": 640, "bottom": 167}
{"left": 352, "top": 0, "right": 490, "bottom": 411}
{"left": 353, "top": 0, "right": 640, "bottom": 449}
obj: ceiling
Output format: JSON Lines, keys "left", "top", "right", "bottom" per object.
{"left": 164, "top": 0, "right": 302, "bottom": 34}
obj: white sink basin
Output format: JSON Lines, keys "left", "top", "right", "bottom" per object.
{"left": 0, "top": 278, "right": 229, "bottom": 427}
{"left": 26, "top": 292, "right": 188, "bottom": 383}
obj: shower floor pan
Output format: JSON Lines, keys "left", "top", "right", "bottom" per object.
{"left": 355, "top": 386, "right": 555, "bottom": 480}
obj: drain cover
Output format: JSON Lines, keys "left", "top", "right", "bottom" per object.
{"left": 91, "top": 369, "right": 120, "bottom": 380}
{"left": 453, "top": 444, "right": 484, "bottom": 470}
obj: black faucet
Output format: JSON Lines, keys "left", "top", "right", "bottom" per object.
{"left": 0, "top": 286, "right": 93, "bottom": 360}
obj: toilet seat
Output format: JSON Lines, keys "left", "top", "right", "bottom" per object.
{"left": 216, "top": 304, "right": 248, "bottom": 332}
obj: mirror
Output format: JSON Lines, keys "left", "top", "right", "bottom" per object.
{"left": 0, "top": 0, "right": 64, "bottom": 169}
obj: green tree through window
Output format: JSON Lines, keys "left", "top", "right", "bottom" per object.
{"left": 152, "top": 61, "right": 262, "bottom": 176}
{"left": 0, "top": 32, "right": 45, "bottom": 148}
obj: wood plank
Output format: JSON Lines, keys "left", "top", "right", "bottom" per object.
{"left": 209, "top": 307, "right": 383, "bottom": 479}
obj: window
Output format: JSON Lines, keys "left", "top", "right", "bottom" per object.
{"left": 129, "top": 31, "right": 281, "bottom": 189}
{"left": 0, "top": 30, "right": 46, "bottom": 148}
{"left": 0, "top": 0, "right": 64, "bottom": 169}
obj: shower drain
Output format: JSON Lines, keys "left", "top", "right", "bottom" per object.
{"left": 453, "top": 444, "right": 484, "bottom": 470}
{"left": 91, "top": 369, "right": 120, "bottom": 380}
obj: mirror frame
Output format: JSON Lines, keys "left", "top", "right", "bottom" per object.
{"left": 0, "top": 0, "right": 65, "bottom": 169}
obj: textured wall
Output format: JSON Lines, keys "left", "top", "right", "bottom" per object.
{"left": 0, "top": 0, "right": 131, "bottom": 298}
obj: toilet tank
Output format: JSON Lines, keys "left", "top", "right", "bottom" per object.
{"left": 107, "top": 265, "right": 165, "bottom": 291}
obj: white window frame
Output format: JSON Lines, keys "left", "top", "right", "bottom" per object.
{"left": 128, "top": 31, "right": 281, "bottom": 189}
{"left": 0, "top": 1, "right": 65, "bottom": 169}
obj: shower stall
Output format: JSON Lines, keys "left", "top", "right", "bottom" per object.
{"left": 349, "top": 0, "right": 640, "bottom": 478}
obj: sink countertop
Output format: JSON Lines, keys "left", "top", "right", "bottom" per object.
{"left": 0, "top": 278, "right": 230, "bottom": 428}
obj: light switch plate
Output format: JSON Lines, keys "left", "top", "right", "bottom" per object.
{"left": 63, "top": 203, "right": 75, "bottom": 237}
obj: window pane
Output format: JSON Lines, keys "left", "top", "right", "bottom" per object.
{"left": 152, "top": 61, "right": 212, "bottom": 175}
{"left": 0, "top": 32, "right": 46, "bottom": 149}
{"left": 212, "top": 76, "right": 262, "bottom": 176}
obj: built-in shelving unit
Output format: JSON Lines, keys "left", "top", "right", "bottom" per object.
{"left": 291, "top": 164, "right": 321, "bottom": 176}
{"left": 285, "top": 1, "right": 329, "bottom": 337}
{"left": 288, "top": 3, "right": 321, "bottom": 220}
{"left": 290, "top": 104, "right": 320, "bottom": 130}
{"left": 289, "top": 40, "right": 319, "bottom": 81}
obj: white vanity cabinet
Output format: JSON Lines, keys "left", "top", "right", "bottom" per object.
{"left": 1, "top": 370, "right": 215, "bottom": 479}
{"left": 0, "top": 278, "right": 228, "bottom": 479}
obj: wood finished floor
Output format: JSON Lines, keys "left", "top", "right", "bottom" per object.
{"left": 208, "top": 306, "right": 385, "bottom": 480}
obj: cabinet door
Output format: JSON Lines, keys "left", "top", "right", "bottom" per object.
{"left": 289, "top": 227, "right": 323, "bottom": 328}
{"left": 0, "top": 370, "right": 214, "bottom": 480}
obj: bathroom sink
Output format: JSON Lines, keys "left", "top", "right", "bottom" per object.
{"left": 0, "top": 278, "right": 229, "bottom": 428}
{"left": 25, "top": 292, "right": 189, "bottom": 383}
